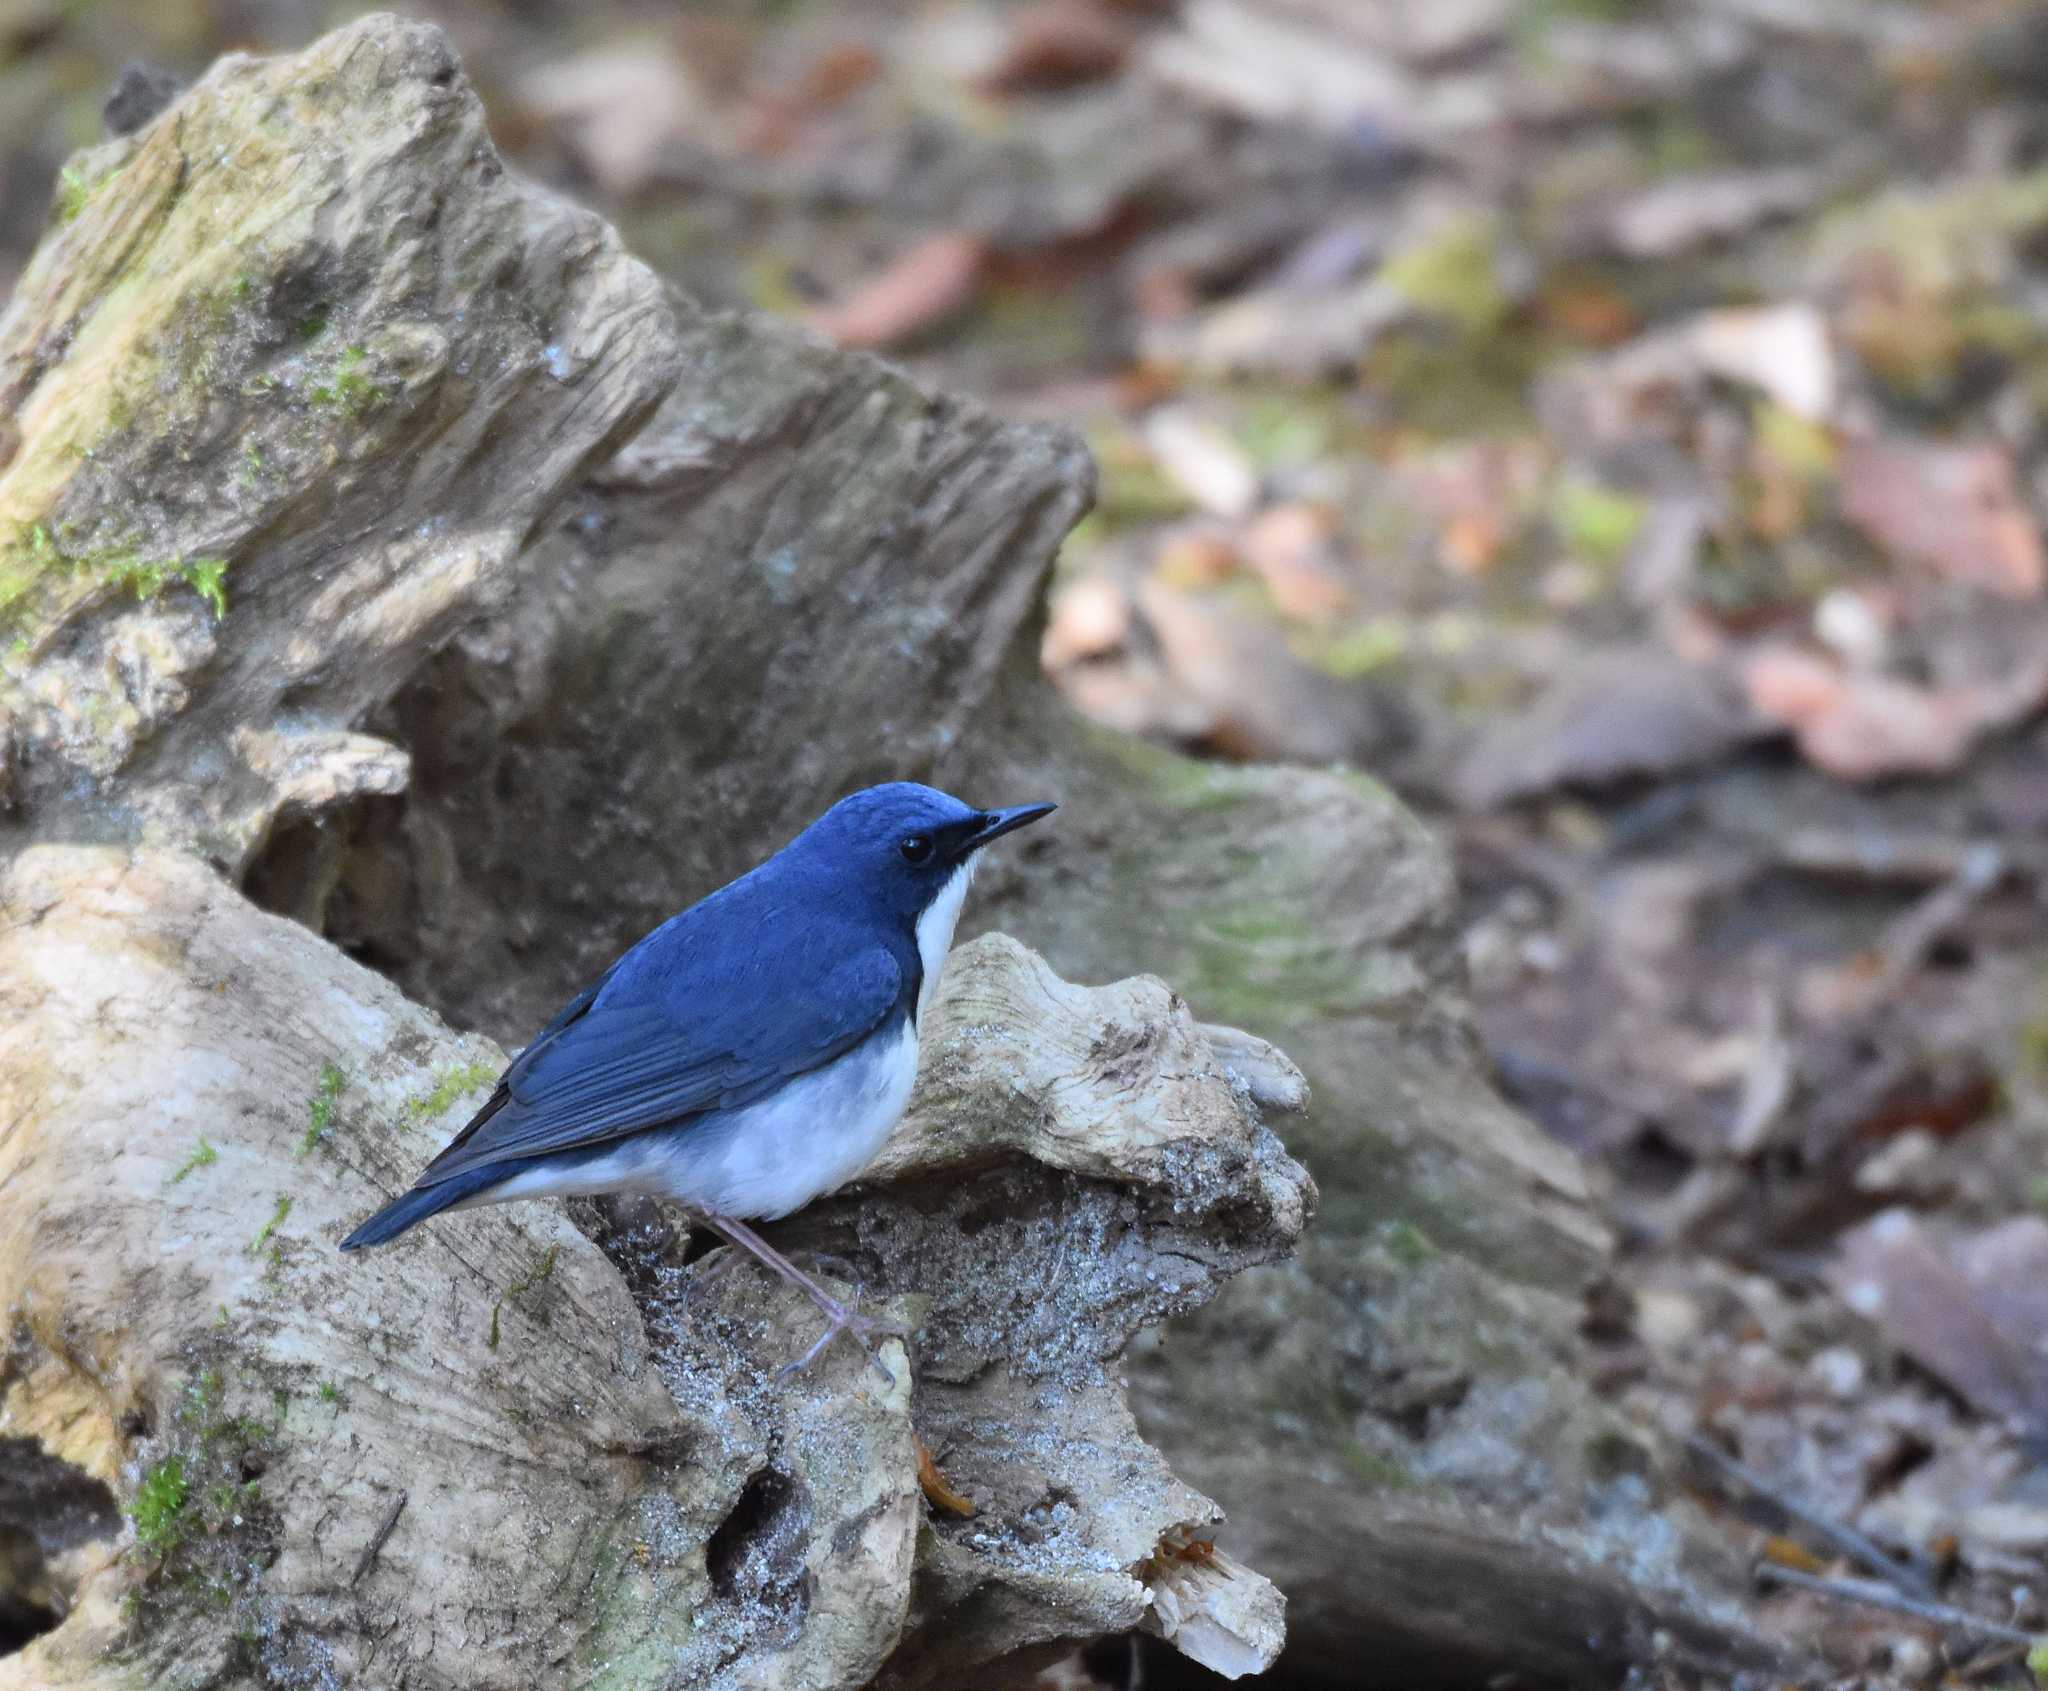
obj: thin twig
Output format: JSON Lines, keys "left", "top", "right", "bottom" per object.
{"left": 1873, "top": 843, "right": 2005, "bottom": 981}
{"left": 1957, "top": 1639, "right": 2031, "bottom": 1683}
{"left": 1686, "top": 1434, "right": 1936, "bottom": 1598}
{"left": 1726, "top": 984, "right": 1792, "bottom": 1156}
{"left": 1756, "top": 1565, "right": 2036, "bottom": 1648}
{"left": 350, "top": 1490, "right": 408, "bottom": 1587}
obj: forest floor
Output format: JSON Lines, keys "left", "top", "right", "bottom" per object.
{"left": 12, "top": 0, "right": 2048, "bottom": 1680}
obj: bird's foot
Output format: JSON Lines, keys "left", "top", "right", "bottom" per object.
{"left": 686, "top": 1231, "right": 859, "bottom": 1292}
{"left": 781, "top": 1293, "right": 911, "bottom": 1383}
{"left": 703, "top": 1214, "right": 909, "bottom": 1386}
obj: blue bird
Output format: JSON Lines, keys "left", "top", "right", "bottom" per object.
{"left": 340, "top": 782, "right": 1055, "bottom": 1371}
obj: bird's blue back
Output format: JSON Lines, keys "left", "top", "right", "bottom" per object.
{"left": 408, "top": 784, "right": 979, "bottom": 1189}
{"left": 598, "top": 825, "right": 918, "bottom": 1019}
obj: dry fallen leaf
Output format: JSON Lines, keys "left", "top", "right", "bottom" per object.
{"left": 521, "top": 47, "right": 701, "bottom": 197}
{"left": 1597, "top": 167, "right": 1824, "bottom": 261}
{"left": 979, "top": 0, "right": 1134, "bottom": 93}
{"left": 1539, "top": 275, "right": 1640, "bottom": 347}
{"left": 1242, "top": 502, "right": 1350, "bottom": 622}
{"left": 1689, "top": 303, "right": 1836, "bottom": 422}
{"left": 1454, "top": 647, "right": 1760, "bottom": 809}
{"left": 1758, "top": 1535, "right": 1829, "bottom": 1576}
{"left": 795, "top": 40, "right": 884, "bottom": 109}
{"left": 1152, "top": 524, "right": 1240, "bottom": 589}
{"left": 1053, "top": 648, "right": 1216, "bottom": 740}
{"left": 1393, "top": 438, "right": 1546, "bottom": 579}
{"left": 914, "top": 1433, "right": 976, "bottom": 1518}
{"left": 1133, "top": 264, "right": 1200, "bottom": 323}
{"left": 1042, "top": 576, "right": 1134, "bottom": 668}
{"left": 1831, "top": 1211, "right": 2048, "bottom": 1439}
{"left": 1142, "top": 406, "right": 1260, "bottom": 518}
{"left": 1136, "top": 576, "right": 1382, "bottom": 763}
{"left": 1743, "top": 645, "right": 2048, "bottom": 781}
{"left": 1840, "top": 436, "right": 2046, "bottom": 601}
{"left": 1746, "top": 651, "right": 1975, "bottom": 779}
{"left": 807, "top": 232, "right": 989, "bottom": 350}
{"left": 737, "top": 41, "right": 883, "bottom": 155}
{"left": 1439, "top": 510, "right": 1508, "bottom": 575}
{"left": 1142, "top": 0, "right": 1417, "bottom": 134}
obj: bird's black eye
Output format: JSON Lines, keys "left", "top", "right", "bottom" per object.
{"left": 899, "top": 834, "right": 934, "bottom": 865}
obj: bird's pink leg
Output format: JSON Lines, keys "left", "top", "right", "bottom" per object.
{"left": 703, "top": 1214, "right": 909, "bottom": 1382}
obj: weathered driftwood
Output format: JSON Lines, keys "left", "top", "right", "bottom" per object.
{"left": 0, "top": 13, "right": 677, "bottom": 864}
{"left": 0, "top": 13, "right": 1801, "bottom": 1686}
{"left": 0, "top": 845, "right": 1304, "bottom": 1687}
{"left": 0, "top": 19, "right": 1311, "bottom": 1689}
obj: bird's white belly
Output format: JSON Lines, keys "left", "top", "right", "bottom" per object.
{"left": 466, "top": 867, "right": 970, "bottom": 1224}
{"left": 479, "top": 1017, "right": 921, "bottom": 1221}
{"left": 688, "top": 1016, "right": 921, "bottom": 1218}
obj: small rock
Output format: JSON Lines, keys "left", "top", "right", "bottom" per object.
{"left": 102, "top": 63, "right": 182, "bottom": 137}
{"left": 1812, "top": 587, "right": 1890, "bottom": 670}
{"left": 1807, "top": 1346, "right": 1866, "bottom": 1402}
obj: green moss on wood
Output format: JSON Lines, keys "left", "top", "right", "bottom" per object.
{"left": 409, "top": 1061, "right": 497, "bottom": 1121}
{"left": 129, "top": 1457, "right": 189, "bottom": 1549}
{"left": 1086, "top": 425, "right": 1196, "bottom": 532}
{"left": 2017, "top": 972, "right": 2048, "bottom": 1079}
{"left": 490, "top": 1244, "right": 561, "bottom": 1350}
{"left": 51, "top": 157, "right": 123, "bottom": 226}
{"left": 1815, "top": 170, "right": 2048, "bottom": 296}
{"left": 111, "top": 554, "right": 230, "bottom": 619}
{"left": 1379, "top": 1219, "right": 1437, "bottom": 1268}
{"left": 300, "top": 1061, "right": 346, "bottom": 1155}
{"left": 168, "top": 1136, "right": 218, "bottom": 1185}
{"left": 248, "top": 1196, "right": 292, "bottom": 1255}
{"left": 1308, "top": 617, "right": 1409, "bottom": 680}
{"left": 1550, "top": 479, "right": 1646, "bottom": 567}
{"left": 307, "top": 344, "right": 382, "bottom": 417}
{"left": 3, "top": 522, "right": 229, "bottom": 628}
{"left": 122, "top": 1367, "right": 280, "bottom": 1649}
{"left": 1339, "top": 1442, "right": 1415, "bottom": 1492}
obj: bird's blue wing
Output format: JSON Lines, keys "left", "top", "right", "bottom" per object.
{"left": 411, "top": 941, "right": 906, "bottom": 1189}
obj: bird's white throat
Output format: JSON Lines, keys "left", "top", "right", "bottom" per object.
{"left": 913, "top": 858, "right": 975, "bottom": 1024}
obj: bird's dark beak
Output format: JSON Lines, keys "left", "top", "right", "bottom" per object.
{"left": 965, "top": 802, "right": 1056, "bottom": 854}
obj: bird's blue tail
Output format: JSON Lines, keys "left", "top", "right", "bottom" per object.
{"left": 339, "top": 1164, "right": 517, "bottom": 1250}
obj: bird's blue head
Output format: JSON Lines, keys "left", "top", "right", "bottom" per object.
{"left": 790, "top": 782, "right": 1056, "bottom": 926}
